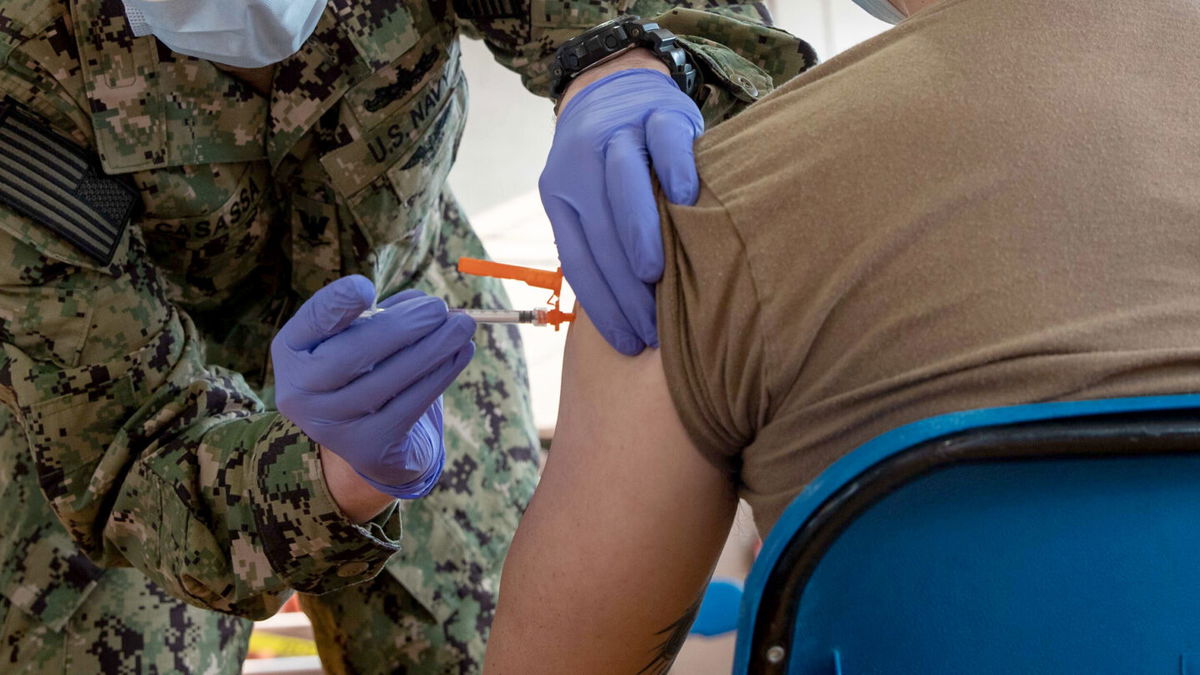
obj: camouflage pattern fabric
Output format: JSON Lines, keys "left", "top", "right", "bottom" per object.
{"left": 0, "top": 0, "right": 814, "bottom": 671}
{"left": 0, "top": 408, "right": 253, "bottom": 673}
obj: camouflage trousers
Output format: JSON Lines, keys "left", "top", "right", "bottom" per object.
{"left": 0, "top": 203, "right": 541, "bottom": 673}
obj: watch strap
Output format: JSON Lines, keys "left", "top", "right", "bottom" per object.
{"left": 638, "top": 22, "right": 698, "bottom": 97}
{"left": 550, "top": 17, "right": 698, "bottom": 100}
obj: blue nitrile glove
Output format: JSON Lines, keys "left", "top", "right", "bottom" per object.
{"left": 271, "top": 276, "right": 476, "bottom": 499}
{"left": 540, "top": 68, "right": 704, "bottom": 355}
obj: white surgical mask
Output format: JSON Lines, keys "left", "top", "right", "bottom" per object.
{"left": 122, "top": 0, "right": 327, "bottom": 69}
{"left": 851, "top": 0, "right": 906, "bottom": 24}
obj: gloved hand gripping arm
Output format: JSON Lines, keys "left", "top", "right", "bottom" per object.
{"left": 541, "top": 52, "right": 704, "bottom": 355}
{"left": 467, "top": 4, "right": 815, "bottom": 357}
{"left": 455, "top": 3, "right": 813, "bottom": 354}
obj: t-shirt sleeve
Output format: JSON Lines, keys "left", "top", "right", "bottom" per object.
{"left": 656, "top": 182, "right": 772, "bottom": 476}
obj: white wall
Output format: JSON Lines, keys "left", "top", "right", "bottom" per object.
{"left": 767, "top": 0, "right": 892, "bottom": 58}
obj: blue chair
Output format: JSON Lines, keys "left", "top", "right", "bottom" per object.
{"left": 732, "top": 394, "right": 1200, "bottom": 675}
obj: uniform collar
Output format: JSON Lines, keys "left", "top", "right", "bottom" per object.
{"left": 71, "top": 0, "right": 388, "bottom": 175}
{"left": 266, "top": 5, "right": 372, "bottom": 170}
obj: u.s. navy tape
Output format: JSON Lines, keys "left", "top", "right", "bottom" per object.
{"left": 0, "top": 97, "right": 136, "bottom": 264}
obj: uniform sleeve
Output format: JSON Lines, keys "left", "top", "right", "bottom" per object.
{"left": 451, "top": 1, "right": 816, "bottom": 124}
{"left": 0, "top": 63, "right": 402, "bottom": 621}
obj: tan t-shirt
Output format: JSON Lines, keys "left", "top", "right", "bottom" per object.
{"left": 658, "top": 0, "right": 1200, "bottom": 534}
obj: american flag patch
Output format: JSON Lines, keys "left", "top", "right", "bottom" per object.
{"left": 0, "top": 98, "right": 136, "bottom": 264}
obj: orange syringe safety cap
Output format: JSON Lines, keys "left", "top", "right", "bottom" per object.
{"left": 457, "top": 258, "right": 576, "bottom": 330}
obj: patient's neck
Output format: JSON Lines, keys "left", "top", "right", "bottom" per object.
{"left": 213, "top": 62, "right": 275, "bottom": 98}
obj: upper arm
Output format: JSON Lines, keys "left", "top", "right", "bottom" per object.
{"left": 486, "top": 307, "right": 737, "bottom": 674}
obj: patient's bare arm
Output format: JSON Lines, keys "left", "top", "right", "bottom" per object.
{"left": 485, "top": 308, "right": 738, "bottom": 674}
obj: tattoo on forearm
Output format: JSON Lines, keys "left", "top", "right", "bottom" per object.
{"left": 636, "top": 594, "right": 704, "bottom": 675}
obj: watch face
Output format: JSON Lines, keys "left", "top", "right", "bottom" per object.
{"left": 593, "top": 17, "right": 625, "bottom": 30}
{"left": 599, "top": 15, "right": 638, "bottom": 29}
{"left": 552, "top": 14, "right": 648, "bottom": 98}
{"left": 572, "top": 15, "right": 634, "bottom": 40}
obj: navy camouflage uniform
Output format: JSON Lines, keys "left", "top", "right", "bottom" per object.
{"left": 0, "top": 0, "right": 813, "bottom": 671}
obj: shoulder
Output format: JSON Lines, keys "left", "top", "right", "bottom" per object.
{"left": 0, "top": 0, "right": 92, "bottom": 146}
{"left": 0, "top": 0, "right": 68, "bottom": 60}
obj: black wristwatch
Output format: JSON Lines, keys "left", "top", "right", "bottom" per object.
{"left": 549, "top": 16, "right": 699, "bottom": 101}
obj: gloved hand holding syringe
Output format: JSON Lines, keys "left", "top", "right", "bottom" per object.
{"left": 276, "top": 256, "right": 570, "bottom": 503}
{"left": 360, "top": 258, "right": 576, "bottom": 329}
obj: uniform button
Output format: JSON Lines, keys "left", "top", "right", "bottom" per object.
{"left": 737, "top": 75, "right": 760, "bottom": 97}
{"left": 338, "top": 561, "right": 370, "bottom": 577}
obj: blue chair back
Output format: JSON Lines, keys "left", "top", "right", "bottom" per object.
{"left": 732, "top": 395, "right": 1200, "bottom": 674}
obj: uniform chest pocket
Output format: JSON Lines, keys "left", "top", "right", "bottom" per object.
{"left": 320, "top": 66, "right": 467, "bottom": 284}
{"left": 138, "top": 162, "right": 274, "bottom": 309}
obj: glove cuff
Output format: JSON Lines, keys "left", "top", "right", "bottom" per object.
{"left": 354, "top": 451, "right": 445, "bottom": 500}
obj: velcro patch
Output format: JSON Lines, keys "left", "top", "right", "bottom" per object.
{"left": 0, "top": 98, "right": 137, "bottom": 265}
{"left": 452, "top": 0, "right": 521, "bottom": 19}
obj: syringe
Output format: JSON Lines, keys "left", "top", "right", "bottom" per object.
{"left": 359, "top": 306, "right": 563, "bottom": 326}
{"left": 449, "top": 308, "right": 547, "bottom": 324}
{"left": 357, "top": 258, "right": 576, "bottom": 329}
